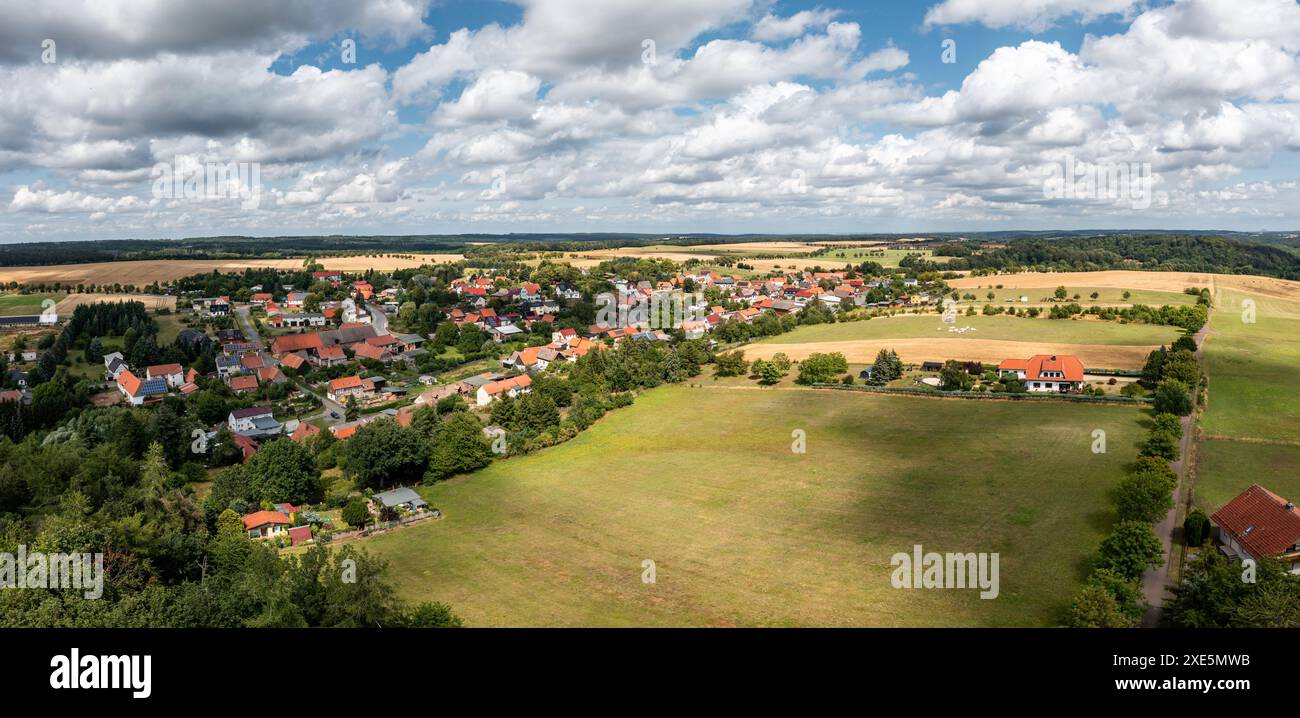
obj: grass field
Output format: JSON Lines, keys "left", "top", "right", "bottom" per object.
{"left": 1195, "top": 288, "right": 1300, "bottom": 513}
{"left": 0, "top": 292, "right": 64, "bottom": 315}
{"left": 1199, "top": 290, "right": 1300, "bottom": 444}
{"left": 357, "top": 384, "right": 1145, "bottom": 627}
{"left": 1196, "top": 440, "right": 1300, "bottom": 513}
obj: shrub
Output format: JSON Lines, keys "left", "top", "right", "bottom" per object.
{"left": 342, "top": 500, "right": 372, "bottom": 529}
{"left": 1183, "top": 510, "right": 1210, "bottom": 546}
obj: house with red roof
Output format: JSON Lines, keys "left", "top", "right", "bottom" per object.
{"left": 476, "top": 374, "right": 532, "bottom": 406}
{"left": 1212, "top": 485, "right": 1300, "bottom": 573}
{"left": 997, "top": 354, "right": 1085, "bottom": 393}
{"left": 327, "top": 375, "right": 376, "bottom": 403}
{"left": 146, "top": 363, "right": 185, "bottom": 387}
{"left": 116, "top": 369, "right": 168, "bottom": 406}
{"left": 228, "top": 374, "right": 259, "bottom": 394}
{"left": 241, "top": 510, "right": 291, "bottom": 540}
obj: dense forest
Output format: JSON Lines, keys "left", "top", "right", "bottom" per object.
{"left": 3, "top": 231, "right": 1296, "bottom": 272}
{"left": 921, "top": 235, "right": 1300, "bottom": 279}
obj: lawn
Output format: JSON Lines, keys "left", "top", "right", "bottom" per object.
{"left": 1194, "top": 288, "right": 1300, "bottom": 512}
{"left": 357, "top": 384, "right": 1145, "bottom": 627}
{"left": 1195, "top": 440, "right": 1300, "bottom": 513}
{"left": 155, "top": 313, "right": 187, "bottom": 345}
{"left": 1199, "top": 289, "right": 1300, "bottom": 444}
{"left": 0, "top": 292, "right": 64, "bottom": 315}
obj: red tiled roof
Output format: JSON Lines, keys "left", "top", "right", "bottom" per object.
{"left": 271, "top": 333, "right": 324, "bottom": 354}
{"left": 117, "top": 370, "right": 142, "bottom": 396}
{"left": 147, "top": 363, "right": 182, "bottom": 377}
{"left": 329, "top": 375, "right": 364, "bottom": 393}
{"left": 484, "top": 374, "right": 532, "bottom": 396}
{"left": 1212, "top": 484, "right": 1300, "bottom": 560}
{"left": 291, "top": 422, "right": 321, "bottom": 443}
{"left": 228, "top": 375, "right": 259, "bottom": 392}
{"left": 998, "top": 359, "right": 1028, "bottom": 371}
{"left": 317, "top": 345, "right": 346, "bottom": 360}
{"left": 1024, "top": 354, "right": 1083, "bottom": 382}
{"left": 352, "top": 342, "right": 387, "bottom": 360}
{"left": 280, "top": 352, "right": 306, "bottom": 369}
{"left": 241, "top": 510, "right": 291, "bottom": 530}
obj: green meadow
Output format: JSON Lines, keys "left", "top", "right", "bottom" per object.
{"left": 1195, "top": 289, "right": 1300, "bottom": 512}
{"left": 358, "top": 384, "right": 1145, "bottom": 627}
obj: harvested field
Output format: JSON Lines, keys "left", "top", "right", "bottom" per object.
{"left": 742, "top": 338, "right": 1160, "bottom": 367}
{"left": 949, "top": 270, "right": 1300, "bottom": 302}
{"left": 55, "top": 293, "right": 176, "bottom": 313}
{"left": 0, "top": 254, "right": 465, "bottom": 287}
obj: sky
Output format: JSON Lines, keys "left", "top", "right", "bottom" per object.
{"left": 1, "top": 0, "right": 1299, "bottom": 243}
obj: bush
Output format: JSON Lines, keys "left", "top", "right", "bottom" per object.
{"left": 1183, "top": 509, "right": 1210, "bottom": 546}
{"left": 342, "top": 500, "right": 371, "bottom": 529}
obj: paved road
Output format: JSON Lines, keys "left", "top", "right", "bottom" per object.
{"left": 298, "top": 380, "right": 347, "bottom": 428}
{"left": 365, "top": 301, "right": 389, "bottom": 334}
{"left": 233, "top": 303, "right": 262, "bottom": 345}
{"left": 1140, "top": 311, "right": 1213, "bottom": 626}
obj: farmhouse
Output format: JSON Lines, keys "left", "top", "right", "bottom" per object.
{"left": 328, "top": 375, "right": 376, "bottom": 403}
{"left": 998, "top": 355, "right": 1085, "bottom": 393}
{"left": 1211, "top": 484, "right": 1300, "bottom": 574}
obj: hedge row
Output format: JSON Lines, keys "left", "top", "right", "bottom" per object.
{"left": 811, "top": 383, "right": 1153, "bottom": 404}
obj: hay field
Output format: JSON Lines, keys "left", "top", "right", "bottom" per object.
{"left": 55, "top": 293, "right": 177, "bottom": 313}
{"left": 0, "top": 254, "right": 465, "bottom": 287}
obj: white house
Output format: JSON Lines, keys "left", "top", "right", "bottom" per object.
{"left": 145, "top": 363, "right": 185, "bottom": 388}
{"left": 476, "top": 374, "right": 532, "bottom": 406}
{"left": 997, "top": 354, "right": 1085, "bottom": 393}
{"left": 227, "top": 406, "right": 281, "bottom": 437}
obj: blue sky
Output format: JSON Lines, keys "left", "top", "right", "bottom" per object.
{"left": 1, "top": 0, "right": 1298, "bottom": 241}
